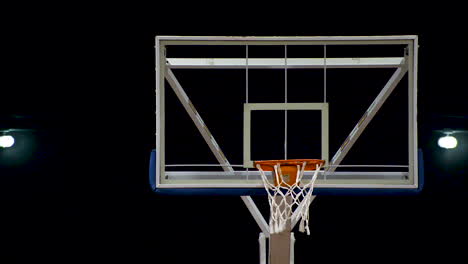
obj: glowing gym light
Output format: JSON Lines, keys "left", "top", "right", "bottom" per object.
{"left": 0, "top": 135, "right": 15, "bottom": 148}
{"left": 438, "top": 135, "right": 457, "bottom": 149}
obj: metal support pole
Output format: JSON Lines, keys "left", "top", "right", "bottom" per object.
{"left": 270, "top": 196, "right": 292, "bottom": 264}
{"left": 259, "top": 233, "right": 267, "bottom": 264}
{"left": 290, "top": 233, "right": 295, "bottom": 264}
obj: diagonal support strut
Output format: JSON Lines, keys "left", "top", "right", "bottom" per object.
{"left": 165, "top": 67, "right": 270, "bottom": 237}
{"left": 327, "top": 63, "right": 408, "bottom": 173}
{"left": 290, "top": 62, "right": 408, "bottom": 232}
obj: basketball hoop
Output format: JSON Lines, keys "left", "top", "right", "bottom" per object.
{"left": 255, "top": 159, "right": 325, "bottom": 235}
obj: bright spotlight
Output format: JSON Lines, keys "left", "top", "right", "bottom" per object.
{"left": 0, "top": 135, "right": 15, "bottom": 148}
{"left": 438, "top": 135, "right": 457, "bottom": 149}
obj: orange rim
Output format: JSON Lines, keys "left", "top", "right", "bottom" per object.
{"left": 254, "top": 159, "right": 325, "bottom": 171}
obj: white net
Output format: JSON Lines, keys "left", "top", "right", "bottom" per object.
{"left": 256, "top": 162, "right": 322, "bottom": 235}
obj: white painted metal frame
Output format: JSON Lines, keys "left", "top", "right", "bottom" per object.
{"left": 157, "top": 35, "right": 416, "bottom": 45}
{"left": 156, "top": 36, "right": 418, "bottom": 264}
{"left": 167, "top": 57, "right": 405, "bottom": 69}
{"left": 243, "top": 103, "right": 329, "bottom": 168}
{"left": 409, "top": 38, "right": 419, "bottom": 187}
{"left": 163, "top": 171, "right": 410, "bottom": 189}
{"left": 155, "top": 35, "right": 419, "bottom": 190}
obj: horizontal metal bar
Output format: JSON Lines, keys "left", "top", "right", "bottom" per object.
{"left": 167, "top": 58, "right": 405, "bottom": 69}
{"left": 245, "top": 102, "right": 327, "bottom": 111}
{"left": 157, "top": 182, "right": 417, "bottom": 189}
{"left": 165, "top": 171, "right": 408, "bottom": 180}
{"left": 162, "top": 40, "right": 413, "bottom": 46}
{"left": 165, "top": 164, "right": 409, "bottom": 168}
{"left": 158, "top": 36, "right": 418, "bottom": 41}
{"left": 157, "top": 36, "right": 416, "bottom": 45}
{"left": 165, "top": 164, "right": 246, "bottom": 167}
{"left": 326, "top": 165, "right": 409, "bottom": 168}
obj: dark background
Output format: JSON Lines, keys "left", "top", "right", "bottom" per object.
{"left": 1, "top": 4, "right": 467, "bottom": 263}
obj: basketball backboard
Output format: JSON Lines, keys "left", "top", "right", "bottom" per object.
{"left": 152, "top": 36, "right": 422, "bottom": 195}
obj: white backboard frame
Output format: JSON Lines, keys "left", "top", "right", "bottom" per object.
{"left": 155, "top": 35, "right": 419, "bottom": 190}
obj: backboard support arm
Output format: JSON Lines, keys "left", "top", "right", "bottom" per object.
{"left": 165, "top": 68, "right": 232, "bottom": 169}
{"left": 165, "top": 67, "right": 270, "bottom": 237}
{"left": 327, "top": 62, "right": 409, "bottom": 173}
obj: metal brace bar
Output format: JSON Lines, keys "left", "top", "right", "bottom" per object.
{"left": 289, "top": 63, "right": 408, "bottom": 231}
{"left": 158, "top": 35, "right": 416, "bottom": 46}
{"left": 165, "top": 69, "right": 232, "bottom": 170}
{"left": 166, "top": 57, "right": 405, "bottom": 69}
{"left": 165, "top": 68, "right": 270, "bottom": 237}
{"left": 291, "top": 196, "right": 316, "bottom": 229}
{"left": 327, "top": 63, "right": 408, "bottom": 173}
{"left": 241, "top": 196, "right": 270, "bottom": 237}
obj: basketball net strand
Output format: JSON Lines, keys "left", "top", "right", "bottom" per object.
{"left": 257, "top": 162, "right": 321, "bottom": 235}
